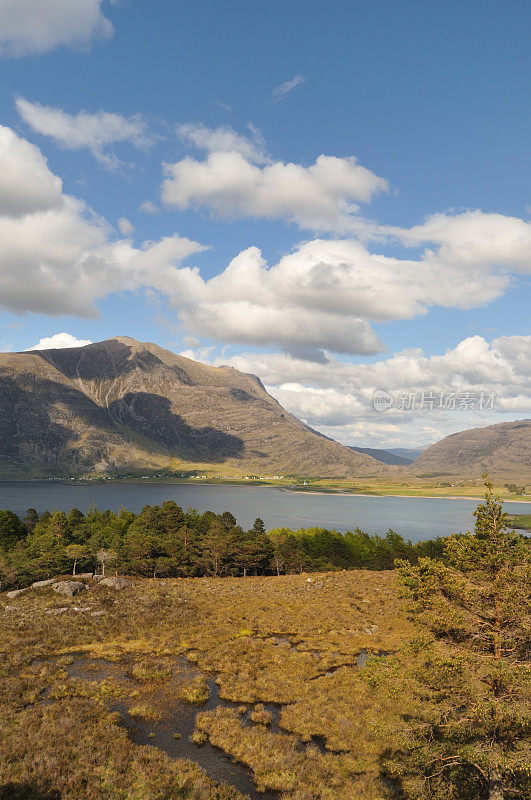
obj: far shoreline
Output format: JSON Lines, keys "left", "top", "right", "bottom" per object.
{"left": 0, "top": 477, "right": 529, "bottom": 503}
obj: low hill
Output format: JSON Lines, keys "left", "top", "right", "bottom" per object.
{"left": 412, "top": 419, "right": 531, "bottom": 479}
{"left": 0, "top": 336, "right": 389, "bottom": 479}
{"left": 387, "top": 447, "right": 424, "bottom": 462}
{"left": 350, "top": 446, "right": 413, "bottom": 465}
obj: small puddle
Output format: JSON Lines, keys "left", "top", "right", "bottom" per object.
{"left": 42, "top": 655, "right": 280, "bottom": 800}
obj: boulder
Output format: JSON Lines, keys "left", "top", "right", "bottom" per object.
{"left": 98, "top": 576, "right": 131, "bottom": 590}
{"left": 76, "top": 573, "right": 94, "bottom": 580}
{"left": 52, "top": 581, "right": 87, "bottom": 597}
{"left": 6, "top": 588, "right": 27, "bottom": 599}
{"left": 31, "top": 578, "right": 56, "bottom": 589}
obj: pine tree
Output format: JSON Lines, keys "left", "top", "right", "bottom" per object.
{"left": 392, "top": 482, "right": 531, "bottom": 799}
{"left": 398, "top": 480, "right": 530, "bottom": 660}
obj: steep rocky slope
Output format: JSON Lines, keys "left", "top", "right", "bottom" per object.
{"left": 0, "top": 337, "right": 389, "bottom": 478}
{"left": 412, "top": 419, "right": 531, "bottom": 479}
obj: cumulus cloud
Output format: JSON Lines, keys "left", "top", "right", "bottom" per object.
{"left": 0, "top": 0, "right": 113, "bottom": 57}
{"left": 138, "top": 200, "right": 159, "bottom": 215}
{"left": 177, "top": 123, "right": 268, "bottom": 164}
{"left": 161, "top": 151, "right": 388, "bottom": 229}
{"left": 382, "top": 210, "right": 531, "bottom": 275}
{"left": 25, "top": 333, "right": 93, "bottom": 351}
{"left": 2, "top": 126, "right": 529, "bottom": 363}
{"left": 117, "top": 217, "right": 134, "bottom": 235}
{"left": 0, "top": 125, "right": 63, "bottom": 217}
{"left": 272, "top": 74, "right": 306, "bottom": 102}
{"left": 157, "top": 234, "right": 524, "bottom": 357}
{"left": 187, "top": 335, "right": 531, "bottom": 448}
{"left": 0, "top": 125, "right": 207, "bottom": 317}
{"left": 16, "top": 98, "right": 153, "bottom": 168}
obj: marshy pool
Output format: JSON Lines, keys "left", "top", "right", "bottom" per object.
{"left": 35, "top": 642, "right": 385, "bottom": 799}
{"left": 45, "top": 653, "right": 285, "bottom": 800}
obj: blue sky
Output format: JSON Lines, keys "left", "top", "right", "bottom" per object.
{"left": 0, "top": 0, "right": 529, "bottom": 449}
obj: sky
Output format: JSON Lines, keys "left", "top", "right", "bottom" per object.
{"left": 0, "top": 0, "right": 529, "bottom": 450}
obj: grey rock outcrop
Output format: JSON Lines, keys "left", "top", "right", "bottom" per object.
{"left": 98, "top": 576, "right": 131, "bottom": 590}
{"left": 53, "top": 581, "right": 87, "bottom": 597}
{"left": 7, "top": 588, "right": 27, "bottom": 599}
{"left": 31, "top": 578, "right": 56, "bottom": 589}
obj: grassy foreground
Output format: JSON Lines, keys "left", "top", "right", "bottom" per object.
{"left": 1, "top": 486, "right": 529, "bottom": 800}
{"left": 1, "top": 570, "right": 414, "bottom": 800}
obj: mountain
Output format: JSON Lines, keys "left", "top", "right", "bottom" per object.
{"left": 350, "top": 446, "right": 414, "bottom": 466}
{"left": 412, "top": 419, "right": 531, "bottom": 479}
{"left": 386, "top": 448, "right": 424, "bottom": 462}
{"left": 0, "top": 336, "right": 390, "bottom": 479}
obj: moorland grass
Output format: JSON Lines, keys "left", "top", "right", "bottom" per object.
{"left": 1, "top": 571, "right": 413, "bottom": 799}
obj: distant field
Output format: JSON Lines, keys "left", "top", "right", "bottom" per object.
{"left": 509, "top": 513, "right": 531, "bottom": 529}
{"left": 72, "top": 472, "right": 531, "bottom": 501}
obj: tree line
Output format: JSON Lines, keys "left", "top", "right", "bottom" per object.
{"left": 0, "top": 501, "right": 445, "bottom": 589}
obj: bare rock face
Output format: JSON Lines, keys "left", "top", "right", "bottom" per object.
{"left": 31, "top": 578, "right": 56, "bottom": 589}
{"left": 52, "top": 581, "right": 87, "bottom": 597}
{"left": 97, "top": 576, "right": 131, "bottom": 590}
{"left": 0, "top": 337, "right": 389, "bottom": 479}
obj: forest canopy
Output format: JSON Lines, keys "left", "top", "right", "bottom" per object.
{"left": 0, "top": 501, "right": 446, "bottom": 590}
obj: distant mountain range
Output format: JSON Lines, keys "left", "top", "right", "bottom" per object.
{"left": 387, "top": 447, "right": 424, "bottom": 462}
{"left": 0, "top": 337, "right": 389, "bottom": 478}
{"left": 0, "top": 337, "right": 528, "bottom": 481}
{"left": 350, "top": 446, "right": 415, "bottom": 466}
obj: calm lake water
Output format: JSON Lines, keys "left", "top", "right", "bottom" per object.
{"left": 1, "top": 481, "right": 529, "bottom": 542}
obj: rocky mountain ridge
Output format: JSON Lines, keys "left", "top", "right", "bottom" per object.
{"left": 0, "top": 337, "right": 389, "bottom": 478}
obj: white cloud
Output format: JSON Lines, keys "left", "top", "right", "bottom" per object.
{"left": 2, "top": 126, "right": 529, "bottom": 363}
{"left": 0, "top": 125, "right": 63, "bottom": 217}
{"left": 0, "top": 0, "right": 113, "bottom": 57}
{"left": 186, "top": 335, "right": 531, "bottom": 449}
{"left": 138, "top": 200, "right": 159, "bottom": 215}
{"left": 272, "top": 74, "right": 306, "bottom": 102}
{"left": 0, "top": 125, "right": 207, "bottom": 317}
{"left": 382, "top": 210, "right": 531, "bottom": 275}
{"left": 157, "top": 236, "right": 520, "bottom": 357}
{"left": 161, "top": 151, "right": 388, "bottom": 230}
{"left": 177, "top": 123, "right": 268, "bottom": 164}
{"left": 117, "top": 217, "right": 134, "bottom": 235}
{"left": 16, "top": 98, "right": 152, "bottom": 168}
{"left": 25, "top": 333, "right": 93, "bottom": 351}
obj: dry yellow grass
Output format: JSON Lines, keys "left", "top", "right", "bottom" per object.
{"left": 0, "top": 571, "right": 416, "bottom": 799}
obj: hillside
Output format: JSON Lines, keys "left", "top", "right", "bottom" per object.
{"left": 412, "top": 419, "right": 531, "bottom": 479}
{"left": 350, "top": 446, "right": 413, "bottom": 465}
{"left": 0, "top": 336, "right": 388, "bottom": 479}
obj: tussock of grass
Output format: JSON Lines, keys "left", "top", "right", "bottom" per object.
{"left": 179, "top": 676, "right": 211, "bottom": 704}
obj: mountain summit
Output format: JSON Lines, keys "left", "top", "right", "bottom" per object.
{"left": 0, "top": 337, "right": 388, "bottom": 478}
